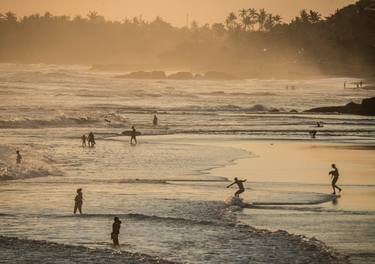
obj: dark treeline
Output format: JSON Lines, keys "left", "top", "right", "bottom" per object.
{"left": 0, "top": 0, "right": 374, "bottom": 78}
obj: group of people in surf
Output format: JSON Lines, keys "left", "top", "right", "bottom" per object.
{"left": 81, "top": 132, "right": 95, "bottom": 147}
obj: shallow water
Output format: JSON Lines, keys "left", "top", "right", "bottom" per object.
{"left": 1, "top": 63, "right": 375, "bottom": 263}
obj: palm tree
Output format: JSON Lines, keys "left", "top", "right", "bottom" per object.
{"left": 248, "top": 8, "right": 259, "bottom": 31}
{"left": 257, "top": 8, "right": 267, "bottom": 31}
{"left": 309, "top": 10, "right": 322, "bottom": 23}
{"left": 225, "top": 12, "right": 238, "bottom": 31}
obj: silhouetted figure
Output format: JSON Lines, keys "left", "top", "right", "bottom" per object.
{"left": 360, "top": 80, "right": 363, "bottom": 88}
{"left": 344, "top": 81, "right": 346, "bottom": 89}
{"left": 88, "top": 132, "right": 95, "bottom": 147}
{"left": 16, "top": 150, "right": 22, "bottom": 164}
{"left": 111, "top": 217, "right": 122, "bottom": 246}
{"left": 130, "top": 126, "right": 137, "bottom": 145}
{"left": 153, "top": 115, "right": 158, "bottom": 126}
{"left": 74, "top": 188, "right": 83, "bottom": 214}
{"left": 329, "top": 164, "right": 342, "bottom": 195}
{"left": 309, "top": 130, "right": 317, "bottom": 138}
{"left": 81, "top": 134, "right": 87, "bottom": 147}
{"left": 227, "top": 177, "right": 247, "bottom": 197}
{"left": 316, "top": 121, "right": 323, "bottom": 127}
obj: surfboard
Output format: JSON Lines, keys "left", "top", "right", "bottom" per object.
{"left": 122, "top": 131, "right": 142, "bottom": 136}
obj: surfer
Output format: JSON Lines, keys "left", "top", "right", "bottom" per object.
{"left": 74, "top": 188, "right": 83, "bottom": 214}
{"left": 88, "top": 132, "right": 95, "bottom": 147}
{"left": 16, "top": 150, "right": 22, "bottom": 164}
{"left": 227, "top": 177, "right": 247, "bottom": 197}
{"left": 329, "top": 164, "right": 342, "bottom": 195}
{"left": 153, "top": 114, "right": 158, "bottom": 126}
{"left": 130, "top": 126, "right": 137, "bottom": 145}
{"left": 111, "top": 217, "right": 122, "bottom": 246}
{"left": 81, "top": 134, "right": 87, "bottom": 147}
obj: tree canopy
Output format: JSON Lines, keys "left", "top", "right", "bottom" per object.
{"left": 0, "top": 0, "right": 374, "bottom": 77}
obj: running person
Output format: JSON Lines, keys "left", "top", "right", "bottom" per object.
{"left": 329, "top": 164, "right": 342, "bottom": 195}
{"left": 227, "top": 177, "right": 247, "bottom": 197}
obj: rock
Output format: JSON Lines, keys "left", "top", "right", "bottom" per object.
{"left": 167, "top": 72, "right": 194, "bottom": 80}
{"left": 117, "top": 71, "right": 166, "bottom": 79}
{"left": 304, "top": 97, "right": 375, "bottom": 116}
{"left": 289, "top": 109, "right": 298, "bottom": 113}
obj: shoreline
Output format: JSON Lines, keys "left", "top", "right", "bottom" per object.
{"left": 0, "top": 236, "right": 176, "bottom": 264}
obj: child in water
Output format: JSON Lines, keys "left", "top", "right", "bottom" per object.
{"left": 81, "top": 134, "right": 87, "bottom": 147}
{"left": 111, "top": 217, "right": 122, "bottom": 246}
{"left": 74, "top": 188, "right": 83, "bottom": 214}
{"left": 16, "top": 150, "right": 22, "bottom": 164}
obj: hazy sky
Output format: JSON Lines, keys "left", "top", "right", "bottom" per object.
{"left": 0, "top": 0, "right": 356, "bottom": 26}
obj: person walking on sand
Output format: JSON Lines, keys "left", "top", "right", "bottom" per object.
{"left": 111, "top": 217, "right": 122, "bottom": 246}
{"left": 16, "top": 150, "right": 22, "bottom": 164}
{"left": 74, "top": 188, "right": 83, "bottom": 214}
{"left": 329, "top": 164, "right": 342, "bottom": 195}
{"left": 130, "top": 126, "right": 137, "bottom": 145}
{"left": 81, "top": 134, "right": 87, "bottom": 147}
{"left": 227, "top": 177, "right": 247, "bottom": 197}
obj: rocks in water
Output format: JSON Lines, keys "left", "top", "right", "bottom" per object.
{"left": 168, "top": 72, "right": 194, "bottom": 80}
{"left": 305, "top": 97, "right": 375, "bottom": 116}
{"left": 116, "top": 71, "right": 166, "bottom": 79}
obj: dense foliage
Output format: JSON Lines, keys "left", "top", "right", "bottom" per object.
{"left": 0, "top": 0, "right": 374, "bottom": 77}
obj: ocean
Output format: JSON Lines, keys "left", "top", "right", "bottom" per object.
{"left": 0, "top": 63, "right": 374, "bottom": 263}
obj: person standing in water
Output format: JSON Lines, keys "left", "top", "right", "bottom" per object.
{"left": 153, "top": 115, "right": 158, "bottom": 126}
{"left": 88, "top": 132, "right": 95, "bottom": 147}
{"left": 130, "top": 126, "right": 137, "bottom": 145}
{"left": 74, "top": 188, "right": 83, "bottom": 214}
{"left": 16, "top": 150, "right": 22, "bottom": 164}
{"left": 111, "top": 217, "right": 122, "bottom": 246}
{"left": 81, "top": 134, "right": 87, "bottom": 147}
{"left": 227, "top": 177, "right": 247, "bottom": 197}
{"left": 329, "top": 164, "right": 342, "bottom": 195}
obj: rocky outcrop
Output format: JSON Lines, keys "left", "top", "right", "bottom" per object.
{"left": 305, "top": 97, "right": 375, "bottom": 116}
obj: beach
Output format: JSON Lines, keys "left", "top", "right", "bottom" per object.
{"left": 0, "top": 63, "right": 375, "bottom": 263}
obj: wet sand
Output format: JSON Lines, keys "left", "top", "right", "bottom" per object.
{"left": 0, "top": 236, "right": 176, "bottom": 264}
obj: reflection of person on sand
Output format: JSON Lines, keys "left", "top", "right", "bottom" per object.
{"left": 130, "top": 126, "right": 137, "bottom": 145}
{"left": 81, "top": 134, "right": 87, "bottom": 147}
{"left": 153, "top": 114, "right": 158, "bottom": 126}
{"left": 227, "top": 177, "right": 247, "bottom": 197}
{"left": 329, "top": 164, "right": 342, "bottom": 195}
{"left": 16, "top": 150, "right": 22, "bottom": 164}
{"left": 74, "top": 188, "right": 83, "bottom": 214}
{"left": 88, "top": 132, "right": 95, "bottom": 147}
{"left": 111, "top": 217, "right": 122, "bottom": 246}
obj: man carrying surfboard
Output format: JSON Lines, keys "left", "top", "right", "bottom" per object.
{"left": 227, "top": 177, "right": 247, "bottom": 197}
{"left": 329, "top": 163, "right": 342, "bottom": 195}
{"left": 130, "top": 126, "right": 137, "bottom": 145}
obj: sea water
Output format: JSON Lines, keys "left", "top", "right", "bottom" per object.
{"left": 0, "top": 63, "right": 375, "bottom": 263}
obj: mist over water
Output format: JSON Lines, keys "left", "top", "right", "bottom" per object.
{"left": 1, "top": 63, "right": 374, "bottom": 141}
